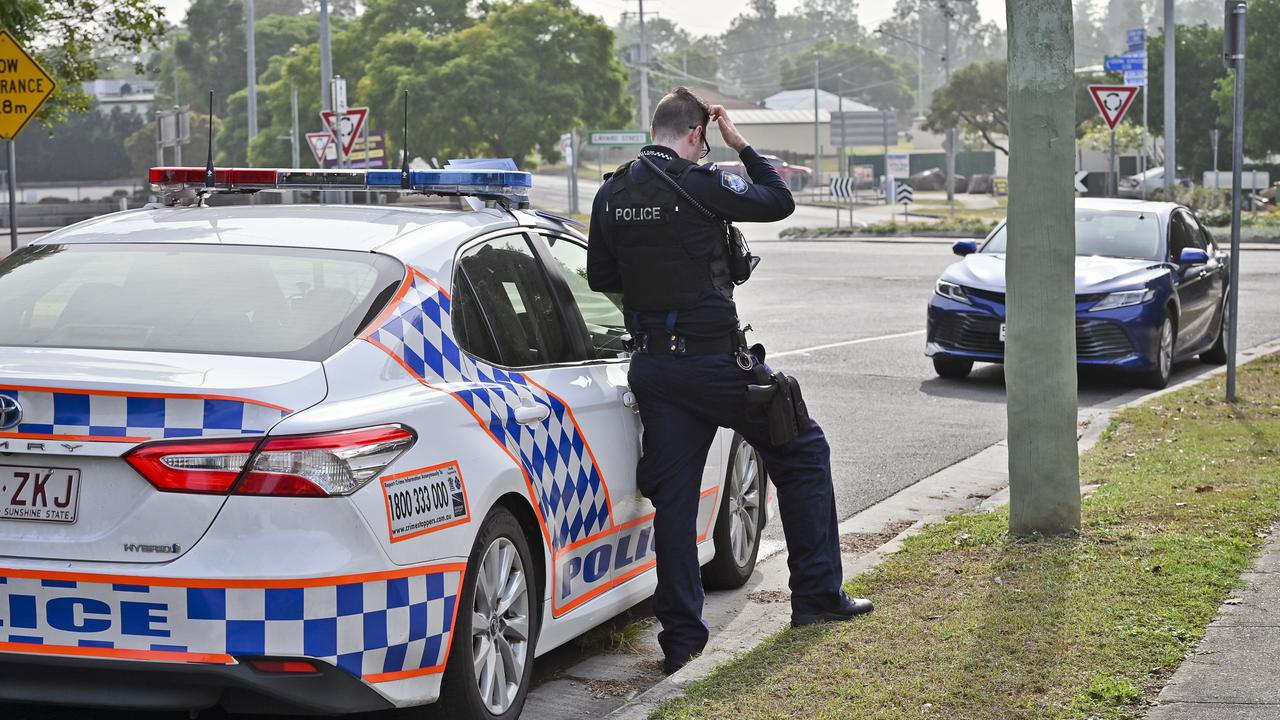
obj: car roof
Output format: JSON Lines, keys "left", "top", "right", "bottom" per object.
{"left": 1073, "top": 197, "right": 1180, "bottom": 219}
{"left": 32, "top": 203, "right": 580, "bottom": 260}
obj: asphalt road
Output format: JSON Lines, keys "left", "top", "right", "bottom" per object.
{"left": 7, "top": 236, "right": 1280, "bottom": 720}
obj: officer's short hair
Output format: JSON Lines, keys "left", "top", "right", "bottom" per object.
{"left": 651, "top": 87, "right": 710, "bottom": 140}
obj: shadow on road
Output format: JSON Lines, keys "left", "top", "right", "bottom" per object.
{"left": 918, "top": 360, "right": 1220, "bottom": 407}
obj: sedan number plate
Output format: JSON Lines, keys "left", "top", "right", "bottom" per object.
{"left": 0, "top": 465, "right": 81, "bottom": 524}
{"left": 999, "top": 323, "right": 1007, "bottom": 342}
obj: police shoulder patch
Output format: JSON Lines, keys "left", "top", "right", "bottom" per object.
{"left": 721, "top": 172, "right": 748, "bottom": 195}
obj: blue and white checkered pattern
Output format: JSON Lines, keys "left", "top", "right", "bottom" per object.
{"left": 0, "top": 568, "right": 461, "bottom": 680}
{"left": 366, "top": 270, "right": 611, "bottom": 551}
{"left": 0, "top": 387, "right": 289, "bottom": 441}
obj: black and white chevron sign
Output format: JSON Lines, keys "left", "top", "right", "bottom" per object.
{"left": 829, "top": 176, "right": 857, "bottom": 198}
{"left": 895, "top": 182, "right": 914, "bottom": 205}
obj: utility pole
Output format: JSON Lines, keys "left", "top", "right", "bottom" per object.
{"left": 814, "top": 58, "right": 821, "bottom": 192}
{"left": 837, "top": 73, "right": 846, "bottom": 177}
{"left": 942, "top": 0, "right": 956, "bottom": 215}
{"left": 1224, "top": 0, "right": 1247, "bottom": 402}
{"left": 245, "top": 0, "right": 258, "bottom": 156}
{"left": 638, "top": 0, "right": 649, "bottom": 127}
{"left": 917, "top": 19, "right": 925, "bottom": 118}
{"left": 1005, "top": 0, "right": 1081, "bottom": 536}
{"left": 319, "top": 0, "right": 333, "bottom": 113}
{"left": 1163, "top": 0, "right": 1175, "bottom": 193}
{"left": 290, "top": 83, "right": 300, "bottom": 167}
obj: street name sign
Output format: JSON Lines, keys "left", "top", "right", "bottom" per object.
{"left": 1124, "top": 70, "right": 1147, "bottom": 87}
{"left": 0, "top": 30, "right": 56, "bottom": 140}
{"left": 1074, "top": 171, "right": 1089, "bottom": 193}
{"left": 1088, "top": 85, "right": 1141, "bottom": 129}
{"left": 1104, "top": 52, "right": 1146, "bottom": 73}
{"left": 1127, "top": 28, "right": 1146, "bottom": 52}
{"left": 587, "top": 130, "right": 649, "bottom": 146}
{"left": 320, "top": 107, "right": 369, "bottom": 157}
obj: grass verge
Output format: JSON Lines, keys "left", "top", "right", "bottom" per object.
{"left": 654, "top": 355, "right": 1280, "bottom": 720}
{"left": 780, "top": 218, "right": 998, "bottom": 238}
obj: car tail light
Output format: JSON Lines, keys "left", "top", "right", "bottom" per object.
{"left": 125, "top": 438, "right": 260, "bottom": 494}
{"left": 236, "top": 425, "right": 415, "bottom": 497}
{"left": 246, "top": 658, "right": 319, "bottom": 674}
{"left": 125, "top": 425, "right": 414, "bottom": 497}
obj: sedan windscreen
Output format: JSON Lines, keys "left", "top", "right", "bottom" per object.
{"left": 0, "top": 243, "right": 403, "bottom": 360}
{"left": 983, "top": 209, "right": 1163, "bottom": 260}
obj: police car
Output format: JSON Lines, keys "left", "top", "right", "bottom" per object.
{"left": 0, "top": 166, "right": 769, "bottom": 717}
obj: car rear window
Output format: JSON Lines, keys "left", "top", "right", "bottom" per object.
{"left": 983, "top": 209, "right": 1163, "bottom": 260}
{"left": 0, "top": 243, "right": 404, "bottom": 361}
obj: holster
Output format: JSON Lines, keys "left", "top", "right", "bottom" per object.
{"left": 742, "top": 345, "right": 810, "bottom": 447}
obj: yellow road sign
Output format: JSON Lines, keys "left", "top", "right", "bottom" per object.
{"left": 0, "top": 30, "right": 56, "bottom": 140}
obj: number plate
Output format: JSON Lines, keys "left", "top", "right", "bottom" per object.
{"left": 382, "top": 462, "right": 469, "bottom": 542}
{"left": 999, "top": 323, "right": 1007, "bottom": 342}
{"left": 0, "top": 465, "right": 81, "bottom": 524}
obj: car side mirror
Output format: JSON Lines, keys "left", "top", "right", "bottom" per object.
{"left": 952, "top": 240, "right": 977, "bottom": 256}
{"left": 1178, "top": 247, "right": 1209, "bottom": 265}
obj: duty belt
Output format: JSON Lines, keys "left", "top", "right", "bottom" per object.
{"left": 636, "top": 332, "right": 737, "bottom": 356}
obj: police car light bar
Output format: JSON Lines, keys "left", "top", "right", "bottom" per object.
{"left": 148, "top": 166, "right": 533, "bottom": 206}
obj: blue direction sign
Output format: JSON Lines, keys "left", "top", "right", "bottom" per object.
{"left": 1105, "top": 52, "right": 1146, "bottom": 72}
{"left": 1127, "top": 28, "right": 1146, "bottom": 52}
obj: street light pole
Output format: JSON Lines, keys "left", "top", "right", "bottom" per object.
{"left": 1163, "top": 0, "right": 1175, "bottom": 194}
{"left": 319, "top": 0, "right": 332, "bottom": 113}
{"left": 1225, "top": 0, "right": 1247, "bottom": 402}
{"left": 637, "top": 0, "right": 649, "bottom": 128}
{"left": 290, "top": 83, "right": 300, "bottom": 168}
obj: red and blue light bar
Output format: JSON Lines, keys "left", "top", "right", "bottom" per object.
{"left": 149, "top": 166, "right": 533, "bottom": 205}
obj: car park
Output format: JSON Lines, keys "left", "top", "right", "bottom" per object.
{"left": 0, "top": 166, "right": 769, "bottom": 718}
{"left": 926, "top": 198, "right": 1230, "bottom": 388}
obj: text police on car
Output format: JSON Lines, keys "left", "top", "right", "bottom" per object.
{"left": 587, "top": 87, "right": 874, "bottom": 675}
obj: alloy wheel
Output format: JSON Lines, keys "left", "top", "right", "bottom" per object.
{"left": 728, "top": 443, "right": 763, "bottom": 567}
{"left": 1159, "top": 317, "right": 1174, "bottom": 379}
{"left": 471, "top": 537, "right": 530, "bottom": 715}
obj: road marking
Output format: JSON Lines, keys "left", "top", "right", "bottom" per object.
{"left": 772, "top": 329, "right": 926, "bottom": 358}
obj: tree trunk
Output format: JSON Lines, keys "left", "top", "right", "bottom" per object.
{"left": 1005, "top": 0, "right": 1081, "bottom": 536}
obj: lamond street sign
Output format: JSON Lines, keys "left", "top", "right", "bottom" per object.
{"left": 586, "top": 130, "right": 649, "bottom": 146}
{"left": 0, "top": 30, "right": 56, "bottom": 140}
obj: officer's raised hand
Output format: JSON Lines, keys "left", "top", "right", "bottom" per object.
{"left": 708, "top": 105, "right": 748, "bottom": 152}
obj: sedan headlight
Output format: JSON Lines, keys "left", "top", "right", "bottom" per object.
{"left": 1090, "top": 288, "right": 1155, "bottom": 312}
{"left": 935, "top": 280, "right": 971, "bottom": 304}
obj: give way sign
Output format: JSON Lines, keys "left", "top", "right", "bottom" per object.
{"left": 319, "top": 107, "right": 368, "bottom": 157}
{"left": 1088, "top": 85, "right": 1140, "bottom": 129}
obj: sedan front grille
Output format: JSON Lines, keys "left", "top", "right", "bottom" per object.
{"left": 933, "top": 314, "right": 1135, "bottom": 359}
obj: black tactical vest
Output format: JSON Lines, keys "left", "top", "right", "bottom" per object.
{"left": 605, "top": 158, "right": 734, "bottom": 313}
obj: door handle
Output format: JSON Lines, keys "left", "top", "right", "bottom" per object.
{"left": 622, "top": 391, "right": 638, "bottom": 408}
{"left": 514, "top": 404, "right": 550, "bottom": 425}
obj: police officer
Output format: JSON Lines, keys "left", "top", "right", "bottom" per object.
{"left": 587, "top": 87, "right": 873, "bottom": 675}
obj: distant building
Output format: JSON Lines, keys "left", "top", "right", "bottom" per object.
{"left": 681, "top": 84, "right": 760, "bottom": 110}
{"left": 763, "top": 88, "right": 881, "bottom": 113}
{"left": 82, "top": 79, "right": 157, "bottom": 115}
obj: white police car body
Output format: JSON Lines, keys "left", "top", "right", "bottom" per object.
{"left": 0, "top": 168, "right": 768, "bottom": 717}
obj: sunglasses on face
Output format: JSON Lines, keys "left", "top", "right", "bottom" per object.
{"left": 688, "top": 125, "right": 711, "bottom": 159}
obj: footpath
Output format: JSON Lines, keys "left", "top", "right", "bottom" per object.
{"left": 1147, "top": 534, "right": 1280, "bottom": 719}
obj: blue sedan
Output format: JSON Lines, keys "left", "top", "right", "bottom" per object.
{"left": 926, "top": 198, "right": 1229, "bottom": 388}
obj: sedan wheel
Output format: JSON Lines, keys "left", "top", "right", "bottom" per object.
{"left": 1141, "top": 316, "right": 1175, "bottom": 389}
{"left": 704, "top": 436, "right": 768, "bottom": 590}
{"left": 441, "top": 507, "right": 538, "bottom": 719}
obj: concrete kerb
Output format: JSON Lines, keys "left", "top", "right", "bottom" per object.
{"left": 605, "top": 338, "right": 1280, "bottom": 720}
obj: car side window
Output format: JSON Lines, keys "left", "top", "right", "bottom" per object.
{"left": 1168, "top": 211, "right": 1203, "bottom": 259}
{"left": 543, "top": 234, "right": 629, "bottom": 360}
{"left": 452, "top": 234, "right": 576, "bottom": 367}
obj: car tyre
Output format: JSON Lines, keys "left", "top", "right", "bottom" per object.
{"left": 1200, "top": 296, "right": 1229, "bottom": 365}
{"left": 703, "top": 435, "right": 768, "bottom": 591}
{"left": 440, "top": 506, "right": 539, "bottom": 720}
{"left": 932, "top": 356, "right": 974, "bottom": 380}
{"left": 1141, "top": 315, "right": 1176, "bottom": 389}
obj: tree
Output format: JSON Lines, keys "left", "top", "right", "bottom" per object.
{"left": 1147, "top": 24, "right": 1228, "bottom": 176}
{"left": 124, "top": 109, "right": 222, "bottom": 178}
{"left": 1212, "top": 0, "right": 1280, "bottom": 159}
{"left": 1073, "top": 0, "right": 1108, "bottom": 66}
{"left": 357, "top": 0, "right": 630, "bottom": 166}
{"left": 1006, "top": 0, "right": 1080, "bottom": 536}
{"left": 778, "top": 40, "right": 915, "bottom": 111}
{"left": 17, "top": 104, "right": 145, "bottom": 181}
{"left": 0, "top": 0, "right": 166, "bottom": 126}
{"left": 926, "top": 61, "right": 1121, "bottom": 155}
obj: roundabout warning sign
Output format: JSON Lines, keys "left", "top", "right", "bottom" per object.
{"left": 0, "top": 30, "right": 56, "bottom": 140}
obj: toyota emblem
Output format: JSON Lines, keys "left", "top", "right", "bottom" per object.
{"left": 0, "top": 395, "right": 22, "bottom": 431}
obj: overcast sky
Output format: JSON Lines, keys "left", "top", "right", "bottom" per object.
{"left": 156, "top": 0, "right": 1008, "bottom": 36}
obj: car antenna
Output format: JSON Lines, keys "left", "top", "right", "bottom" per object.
{"left": 400, "top": 90, "right": 410, "bottom": 189}
{"left": 204, "top": 90, "right": 215, "bottom": 189}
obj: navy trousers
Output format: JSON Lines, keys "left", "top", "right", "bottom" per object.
{"left": 628, "top": 351, "right": 844, "bottom": 661}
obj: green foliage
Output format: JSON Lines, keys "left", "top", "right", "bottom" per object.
{"left": 1212, "top": 0, "right": 1280, "bottom": 159}
{"left": 0, "top": 0, "right": 166, "bottom": 128}
{"left": 716, "top": 0, "right": 864, "bottom": 101}
{"left": 15, "top": 104, "right": 144, "bottom": 181}
{"left": 124, "top": 109, "right": 221, "bottom": 178}
{"left": 778, "top": 40, "right": 915, "bottom": 111}
{"left": 1084, "top": 676, "right": 1143, "bottom": 706}
{"left": 1079, "top": 121, "right": 1145, "bottom": 153}
{"left": 1147, "top": 23, "right": 1229, "bottom": 177}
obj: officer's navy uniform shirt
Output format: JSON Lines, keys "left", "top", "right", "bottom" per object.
{"left": 587, "top": 144, "right": 795, "bottom": 339}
